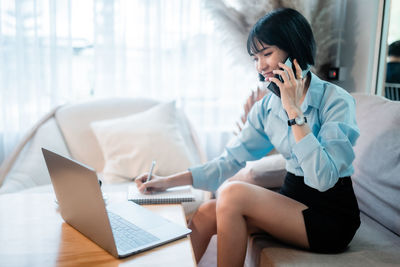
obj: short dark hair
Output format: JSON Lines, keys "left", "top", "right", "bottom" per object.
{"left": 388, "top": 40, "right": 400, "bottom": 57}
{"left": 247, "top": 8, "right": 316, "bottom": 70}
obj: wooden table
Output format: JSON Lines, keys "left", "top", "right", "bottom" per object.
{"left": 0, "top": 191, "right": 196, "bottom": 267}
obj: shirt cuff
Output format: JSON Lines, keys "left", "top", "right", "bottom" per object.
{"left": 292, "top": 132, "right": 320, "bottom": 163}
{"left": 188, "top": 165, "right": 209, "bottom": 191}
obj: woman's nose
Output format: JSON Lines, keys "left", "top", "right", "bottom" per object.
{"left": 256, "top": 58, "right": 267, "bottom": 73}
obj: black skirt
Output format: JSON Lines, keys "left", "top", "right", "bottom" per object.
{"left": 279, "top": 172, "right": 361, "bottom": 253}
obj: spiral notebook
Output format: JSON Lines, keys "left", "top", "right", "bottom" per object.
{"left": 127, "top": 185, "right": 195, "bottom": 204}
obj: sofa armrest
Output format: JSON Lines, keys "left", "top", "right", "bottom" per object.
{"left": 0, "top": 105, "right": 63, "bottom": 188}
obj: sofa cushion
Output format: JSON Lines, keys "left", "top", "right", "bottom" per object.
{"left": 90, "top": 101, "right": 195, "bottom": 180}
{"left": 247, "top": 213, "right": 400, "bottom": 267}
{"left": 351, "top": 94, "right": 400, "bottom": 236}
{"left": 0, "top": 118, "right": 70, "bottom": 193}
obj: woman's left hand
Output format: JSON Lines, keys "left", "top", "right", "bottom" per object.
{"left": 268, "top": 59, "right": 306, "bottom": 116}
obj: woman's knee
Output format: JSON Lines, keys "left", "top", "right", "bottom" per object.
{"left": 217, "top": 181, "right": 250, "bottom": 214}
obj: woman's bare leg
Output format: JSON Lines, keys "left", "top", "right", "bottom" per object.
{"left": 216, "top": 181, "right": 309, "bottom": 267}
{"left": 188, "top": 199, "right": 217, "bottom": 262}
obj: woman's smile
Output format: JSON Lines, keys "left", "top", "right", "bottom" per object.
{"left": 262, "top": 71, "right": 274, "bottom": 79}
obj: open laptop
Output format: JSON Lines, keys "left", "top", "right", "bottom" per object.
{"left": 42, "top": 148, "right": 191, "bottom": 258}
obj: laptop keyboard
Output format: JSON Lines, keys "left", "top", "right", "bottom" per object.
{"left": 108, "top": 212, "right": 160, "bottom": 252}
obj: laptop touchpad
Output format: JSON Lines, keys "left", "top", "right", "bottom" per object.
{"left": 107, "top": 201, "right": 167, "bottom": 229}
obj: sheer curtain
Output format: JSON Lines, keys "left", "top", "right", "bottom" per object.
{"left": 0, "top": 0, "right": 256, "bottom": 163}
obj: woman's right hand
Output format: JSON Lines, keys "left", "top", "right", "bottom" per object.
{"left": 135, "top": 173, "right": 170, "bottom": 194}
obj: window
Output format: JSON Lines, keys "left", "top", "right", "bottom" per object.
{"left": 0, "top": 0, "right": 256, "bottom": 162}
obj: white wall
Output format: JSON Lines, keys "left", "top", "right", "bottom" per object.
{"left": 334, "top": 0, "right": 384, "bottom": 94}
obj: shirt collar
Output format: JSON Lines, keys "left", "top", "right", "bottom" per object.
{"left": 301, "top": 72, "right": 325, "bottom": 111}
{"left": 266, "top": 72, "right": 325, "bottom": 117}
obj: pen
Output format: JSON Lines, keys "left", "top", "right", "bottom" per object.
{"left": 144, "top": 160, "right": 156, "bottom": 193}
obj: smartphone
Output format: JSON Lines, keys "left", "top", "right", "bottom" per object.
{"left": 259, "top": 58, "right": 310, "bottom": 98}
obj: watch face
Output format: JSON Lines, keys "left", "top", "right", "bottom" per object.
{"left": 295, "top": 116, "right": 304, "bottom": 125}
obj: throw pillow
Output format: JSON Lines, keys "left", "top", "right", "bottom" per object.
{"left": 91, "top": 101, "right": 194, "bottom": 181}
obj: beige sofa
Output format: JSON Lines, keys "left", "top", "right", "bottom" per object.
{"left": 0, "top": 98, "right": 208, "bottom": 216}
{"left": 199, "top": 93, "right": 400, "bottom": 267}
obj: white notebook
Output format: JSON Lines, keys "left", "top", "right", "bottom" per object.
{"left": 127, "top": 185, "right": 195, "bottom": 204}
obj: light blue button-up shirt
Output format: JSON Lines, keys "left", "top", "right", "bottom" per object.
{"left": 190, "top": 73, "right": 360, "bottom": 192}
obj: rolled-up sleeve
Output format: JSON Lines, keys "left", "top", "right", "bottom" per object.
{"left": 190, "top": 99, "right": 275, "bottom": 191}
{"left": 292, "top": 93, "right": 359, "bottom": 192}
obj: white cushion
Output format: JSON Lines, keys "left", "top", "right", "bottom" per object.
{"left": 0, "top": 118, "right": 70, "bottom": 193}
{"left": 227, "top": 154, "right": 286, "bottom": 189}
{"left": 55, "top": 98, "right": 160, "bottom": 172}
{"left": 90, "top": 101, "right": 196, "bottom": 181}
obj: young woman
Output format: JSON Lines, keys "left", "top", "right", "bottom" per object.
{"left": 136, "top": 8, "right": 361, "bottom": 267}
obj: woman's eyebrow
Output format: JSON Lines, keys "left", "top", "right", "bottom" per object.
{"left": 250, "top": 47, "right": 271, "bottom": 56}
{"left": 253, "top": 47, "right": 271, "bottom": 55}
{"left": 259, "top": 47, "right": 271, "bottom": 52}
